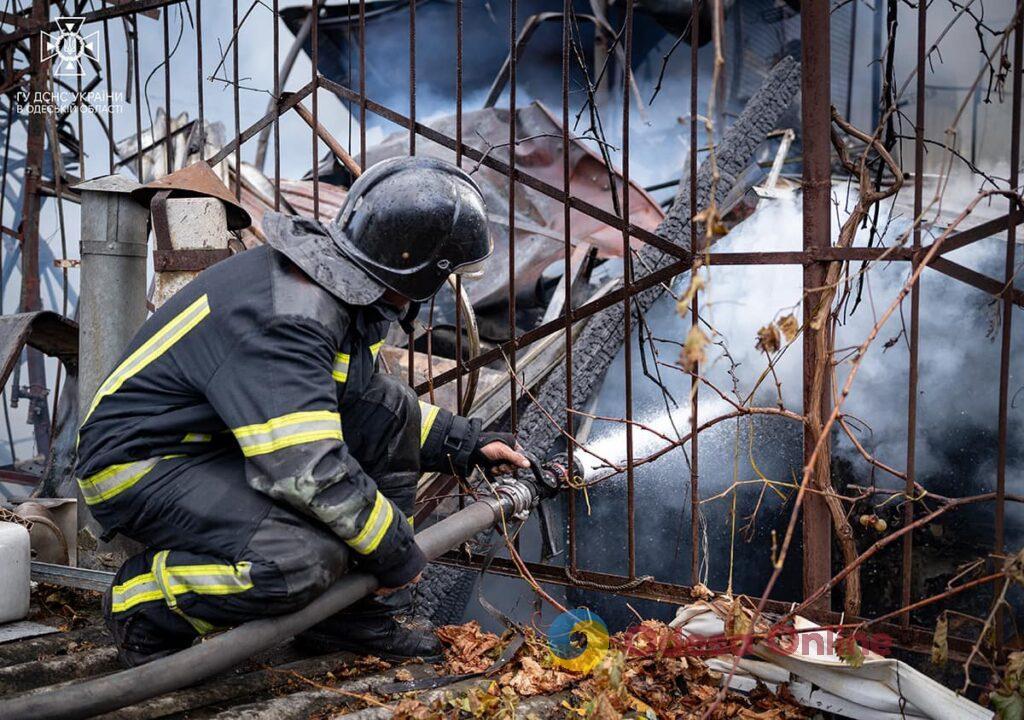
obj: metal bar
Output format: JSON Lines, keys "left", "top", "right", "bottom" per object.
{"left": 311, "top": 1, "right": 319, "bottom": 218}
{"left": 455, "top": 0, "right": 464, "bottom": 413}
{"left": 0, "top": 10, "right": 29, "bottom": 28}
{"left": 561, "top": 0, "right": 576, "bottom": 575}
{"left": 132, "top": 15, "right": 143, "bottom": 181}
{"left": 20, "top": 0, "right": 51, "bottom": 455}
{"left": 205, "top": 81, "right": 315, "bottom": 167}
{"left": 902, "top": 0, "right": 926, "bottom": 629}
{"left": 0, "top": 102, "right": 14, "bottom": 462}
{"left": 689, "top": 0, "right": 700, "bottom": 584}
{"left": 103, "top": 18, "right": 114, "bottom": 171}
{"left": 31, "top": 562, "right": 114, "bottom": 592}
{"left": 622, "top": 0, "right": 635, "bottom": 579}
{"left": 316, "top": 76, "right": 691, "bottom": 264}
{"left": 507, "top": 0, "right": 517, "bottom": 431}
{"left": 706, "top": 248, "right": 914, "bottom": 263}
{"left": 994, "top": 4, "right": 1023, "bottom": 645}
{"left": 408, "top": 0, "right": 417, "bottom": 386}
{"left": 233, "top": 0, "right": 241, "bottom": 199}
{"left": 928, "top": 256, "right": 1024, "bottom": 306}
{"left": 290, "top": 99, "right": 362, "bottom": 178}
{"left": 845, "top": 0, "right": 857, "bottom": 120}
{"left": 196, "top": 0, "right": 204, "bottom": 133}
{"left": 273, "top": 0, "right": 281, "bottom": 211}
{"left": 800, "top": 0, "right": 832, "bottom": 610}
{"left": 359, "top": 0, "right": 366, "bottom": 170}
{"left": 922, "top": 213, "right": 1024, "bottom": 257}
{"left": 163, "top": 7, "right": 172, "bottom": 176}
{"left": 0, "top": 468, "right": 41, "bottom": 485}
{"left": 408, "top": 0, "right": 415, "bottom": 157}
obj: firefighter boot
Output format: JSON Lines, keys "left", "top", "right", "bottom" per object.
{"left": 296, "top": 588, "right": 442, "bottom": 662}
{"left": 102, "top": 586, "right": 195, "bottom": 667}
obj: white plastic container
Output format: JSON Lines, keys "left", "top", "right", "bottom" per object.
{"left": 0, "top": 521, "right": 30, "bottom": 624}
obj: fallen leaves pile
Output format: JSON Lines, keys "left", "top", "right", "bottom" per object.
{"left": 30, "top": 583, "right": 100, "bottom": 631}
{"left": 389, "top": 620, "right": 811, "bottom": 719}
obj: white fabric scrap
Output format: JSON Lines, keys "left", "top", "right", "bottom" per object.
{"left": 669, "top": 602, "right": 991, "bottom": 720}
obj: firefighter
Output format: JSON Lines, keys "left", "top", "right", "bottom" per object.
{"left": 76, "top": 157, "right": 529, "bottom": 667}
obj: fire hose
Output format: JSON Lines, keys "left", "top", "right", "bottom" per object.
{"left": 3, "top": 456, "right": 579, "bottom": 720}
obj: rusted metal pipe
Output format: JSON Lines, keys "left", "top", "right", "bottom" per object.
{"left": 289, "top": 97, "right": 363, "bottom": 178}
{"left": 902, "top": 0, "right": 926, "bottom": 629}
{"left": 17, "top": 0, "right": 52, "bottom": 456}
{"left": 688, "top": 0, "right": 700, "bottom": 585}
{"left": 799, "top": 0, "right": 833, "bottom": 612}
{"left": 993, "top": 2, "right": 1023, "bottom": 646}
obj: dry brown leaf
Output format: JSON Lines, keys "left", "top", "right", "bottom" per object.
{"left": 778, "top": 314, "right": 799, "bottom": 342}
{"left": 586, "top": 692, "right": 622, "bottom": 720}
{"left": 756, "top": 324, "right": 781, "bottom": 354}
{"left": 693, "top": 204, "right": 729, "bottom": 237}
{"left": 836, "top": 634, "right": 865, "bottom": 668}
{"left": 436, "top": 621, "right": 502, "bottom": 674}
{"left": 681, "top": 326, "right": 710, "bottom": 372}
{"left": 500, "top": 656, "right": 576, "bottom": 696}
{"left": 392, "top": 698, "right": 439, "bottom": 720}
{"left": 725, "top": 597, "right": 752, "bottom": 639}
{"left": 676, "top": 274, "right": 706, "bottom": 317}
{"left": 692, "top": 583, "right": 715, "bottom": 601}
{"left": 335, "top": 655, "right": 391, "bottom": 678}
{"left": 932, "top": 613, "right": 949, "bottom": 666}
{"left": 428, "top": 621, "right": 811, "bottom": 719}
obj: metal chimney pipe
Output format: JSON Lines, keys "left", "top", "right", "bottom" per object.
{"left": 74, "top": 175, "right": 149, "bottom": 541}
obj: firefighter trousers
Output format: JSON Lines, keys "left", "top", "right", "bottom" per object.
{"left": 103, "top": 374, "right": 422, "bottom": 649}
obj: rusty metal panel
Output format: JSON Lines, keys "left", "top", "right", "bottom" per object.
{"left": 0, "top": 313, "right": 78, "bottom": 389}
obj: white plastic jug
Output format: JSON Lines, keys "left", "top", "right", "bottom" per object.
{"left": 0, "top": 521, "right": 30, "bottom": 623}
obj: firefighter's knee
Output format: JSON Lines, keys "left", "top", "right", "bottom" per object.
{"left": 246, "top": 506, "right": 348, "bottom": 611}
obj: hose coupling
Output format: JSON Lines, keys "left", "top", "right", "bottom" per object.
{"left": 493, "top": 479, "right": 535, "bottom": 520}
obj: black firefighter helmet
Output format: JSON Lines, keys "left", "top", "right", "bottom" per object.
{"left": 332, "top": 156, "right": 492, "bottom": 302}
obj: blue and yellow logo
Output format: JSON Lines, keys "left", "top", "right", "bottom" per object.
{"left": 547, "top": 608, "right": 609, "bottom": 673}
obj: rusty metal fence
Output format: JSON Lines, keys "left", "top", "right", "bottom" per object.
{"left": 1, "top": 0, "right": 1023, "bottom": 668}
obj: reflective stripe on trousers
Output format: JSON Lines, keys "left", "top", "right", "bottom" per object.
{"left": 110, "top": 550, "right": 254, "bottom": 635}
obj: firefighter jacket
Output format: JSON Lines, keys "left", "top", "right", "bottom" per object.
{"left": 77, "top": 245, "right": 481, "bottom": 587}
